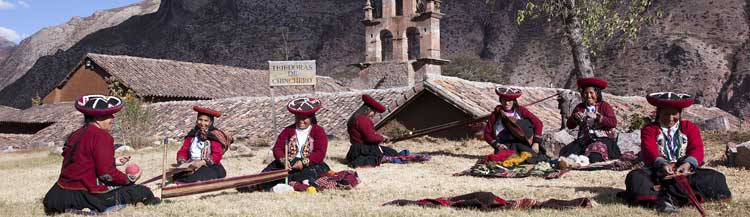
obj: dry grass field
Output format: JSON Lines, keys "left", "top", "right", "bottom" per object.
{"left": 1, "top": 132, "right": 749, "bottom": 217}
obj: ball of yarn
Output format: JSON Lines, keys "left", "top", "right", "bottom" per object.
{"left": 306, "top": 186, "right": 317, "bottom": 193}
{"left": 125, "top": 164, "right": 141, "bottom": 175}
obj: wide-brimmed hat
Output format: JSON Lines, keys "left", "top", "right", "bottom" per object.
{"left": 193, "top": 106, "right": 221, "bottom": 118}
{"left": 495, "top": 87, "right": 522, "bottom": 100}
{"left": 362, "top": 94, "right": 386, "bottom": 113}
{"left": 646, "top": 92, "right": 694, "bottom": 109}
{"left": 287, "top": 97, "right": 322, "bottom": 116}
{"left": 75, "top": 95, "right": 124, "bottom": 116}
{"left": 577, "top": 77, "right": 608, "bottom": 90}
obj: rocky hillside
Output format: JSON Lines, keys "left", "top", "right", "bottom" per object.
{"left": 0, "top": 37, "right": 13, "bottom": 63}
{"left": 0, "top": 0, "right": 748, "bottom": 121}
{"left": 0, "top": 0, "right": 160, "bottom": 91}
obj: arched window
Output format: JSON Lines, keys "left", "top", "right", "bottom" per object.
{"left": 407, "top": 27, "right": 420, "bottom": 60}
{"left": 396, "top": 0, "right": 403, "bottom": 16}
{"left": 380, "top": 30, "right": 394, "bottom": 61}
{"left": 373, "top": 0, "right": 383, "bottom": 18}
{"left": 416, "top": 0, "right": 426, "bottom": 13}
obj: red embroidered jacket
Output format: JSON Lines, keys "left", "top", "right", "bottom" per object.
{"left": 176, "top": 137, "right": 223, "bottom": 165}
{"left": 56, "top": 125, "right": 131, "bottom": 193}
{"left": 640, "top": 120, "right": 704, "bottom": 167}
{"left": 483, "top": 106, "right": 543, "bottom": 145}
{"left": 348, "top": 114, "right": 384, "bottom": 145}
{"left": 566, "top": 101, "right": 618, "bottom": 130}
{"left": 272, "top": 124, "right": 328, "bottom": 166}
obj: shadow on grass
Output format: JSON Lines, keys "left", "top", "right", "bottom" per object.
{"left": 198, "top": 191, "right": 242, "bottom": 200}
{"left": 705, "top": 159, "right": 729, "bottom": 167}
{"left": 224, "top": 153, "right": 256, "bottom": 159}
{"left": 329, "top": 156, "right": 349, "bottom": 165}
{"left": 526, "top": 185, "right": 626, "bottom": 205}
{"left": 419, "top": 150, "right": 483, "bottom": 160}
{"left": 572, "top": 186, "right": 626, "bottom": 205}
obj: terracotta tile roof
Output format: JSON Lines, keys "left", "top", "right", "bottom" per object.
{"left": 26, "top": 87, "right": 420, "bottom": 147}
{"left": 81, "top": 53, "right": 347, "bottom": 99}
{"left": 0, "top": 134, "right": 33, "bottom": 149}
{"left": 421, "top": 75, "right": 563, "bottom": 131}
{"left": 0, "top": 105, "right": 18, "bottom": 113}
{"left": 0, "top": 103, "right": 77, "bottom": 124}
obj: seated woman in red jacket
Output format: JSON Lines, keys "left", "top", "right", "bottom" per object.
{"left": 43, "top": 95, "right": 158, "bottom": 214}
{"left": 559, "top": 77, "right": 621, "bottom": 163}
{"left": 483, "top": 87, "right": 546, "bottom": 161}
{"left": 345, "top": 94, "right": 398, "bottom": 168}
{"left": 621, "top": 92, "right": 731, "bottom": 212}
{"left": 172, "top": 106, "right": 230, "bottom": 183}
{"left": 248, "top": 97, "right": 331, "bottom": 190}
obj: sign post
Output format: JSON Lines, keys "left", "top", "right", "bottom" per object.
{"left": 268, "top": 60, "right": 317, "bottom": 185}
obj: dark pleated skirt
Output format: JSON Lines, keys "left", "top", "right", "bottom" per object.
{"left": 43, "top": 184, "right": 157, "bottom": 215}
{"left": 558, "top": 137, "right": 621, "bottom": 163}
{"left": 172, "top": 164, "right": 227, "bottom": 183}
{"left": 345, "top": 143, "right": 398, "bottom": 167}
{"left": 622, "top": 167, "right": 732, "bottom": 207}
{"left": 493, "top": 119, "right": 548, "bottom": 163}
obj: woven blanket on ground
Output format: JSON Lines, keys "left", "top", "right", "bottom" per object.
{"left": 383, "top": 191, "right": 592, "bottom": 211}
{"left": 382, "top": 154, "right": 432, "bottom": 164}
{"left": 452, "top": 162, "right": 568, "bottom": 179}
{"left": 289, "top": 170, "right": 360, "bottom": 192}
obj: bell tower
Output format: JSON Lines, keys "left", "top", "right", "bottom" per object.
{"left": 360, "top": 0, "right": 448, "bottom": 76}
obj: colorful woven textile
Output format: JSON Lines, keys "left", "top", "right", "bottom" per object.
{"left": 453, "top": 162, "right": 567, "bottom": 179}
{"left": 384, "top": 191, "right": 593, "bottom": 211}
{"left": 382, "top": 154, "right": 432, "bottom": 164}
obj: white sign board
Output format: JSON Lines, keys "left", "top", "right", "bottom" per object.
{"left": 269, "top": 60, "right": 316, "bottom": 86}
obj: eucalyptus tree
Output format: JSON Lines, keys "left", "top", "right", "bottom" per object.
{"left": 511, "top": 0, "right": 662, "bottom": 88}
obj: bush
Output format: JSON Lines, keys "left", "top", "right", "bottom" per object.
{"left": 109, "top": 80, "right": 154, "bottom": 148}
{"left": 627, "top": 112, "right": 654, "bottom": 132}
{"left": 31, "top": 95, "right": 42, "bottom": 106}
{"left": 442, "top": 53, "right": 505, "bottom": 83}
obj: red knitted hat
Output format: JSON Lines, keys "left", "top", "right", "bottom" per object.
{"left": 362, "top": 94, "right": 386, "bottom": 113}
{"left": 287, "top": 97, "right": 322, "bottom": 116}
{"left": 577, "top": 77, "right": 608, "bottom": 90}
{"left": 193, "top": 106, "right": 221, "bottom": 118}
{"left": 646, "top": 92, "right": 694, "bottom": 109}
{"left": 75, "top": 95, "right": 124, "bottom": 116}
{"left": 495, "top": 87, "right": 522, "bottom": 100}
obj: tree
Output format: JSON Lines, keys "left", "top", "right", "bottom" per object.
{"left": 277, "top": 27, "right": 290, "bottom": 61}
{"left": 513, "top": 0, "right": 662, "bottom": 88}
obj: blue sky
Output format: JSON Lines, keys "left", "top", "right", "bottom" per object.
{"left": 0, "top": 0, "right": 142, "bottom": 43}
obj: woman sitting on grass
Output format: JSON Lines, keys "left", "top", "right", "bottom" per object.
{"left": 172, "top": 106, "right": 232, "bottom": 183}
{"left": 483, "top": 87, "right": 547, "bottom": 163}
{"left": 345, "top": 94, "right": 398, "bottom": 168}
{"left": 239, "top": 97, "right": 330, "bottom": 191}
{"left": 621, "top": 92, "right": 731, "bottom": 212}
{"left": 558, "top": 77, "right": 621, "bottom": 163}
{"left": 43, "top": 95, "right": 158, "bottom": 214}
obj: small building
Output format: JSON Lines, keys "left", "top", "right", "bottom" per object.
{"left": 0, "top": 103, "right": 75, "bottom": 135}
{"left": 44, "top": 53, "right": 346, "bottom": 104}
{"left": 375, "top": 75, "right": 564, "bottom": 140}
